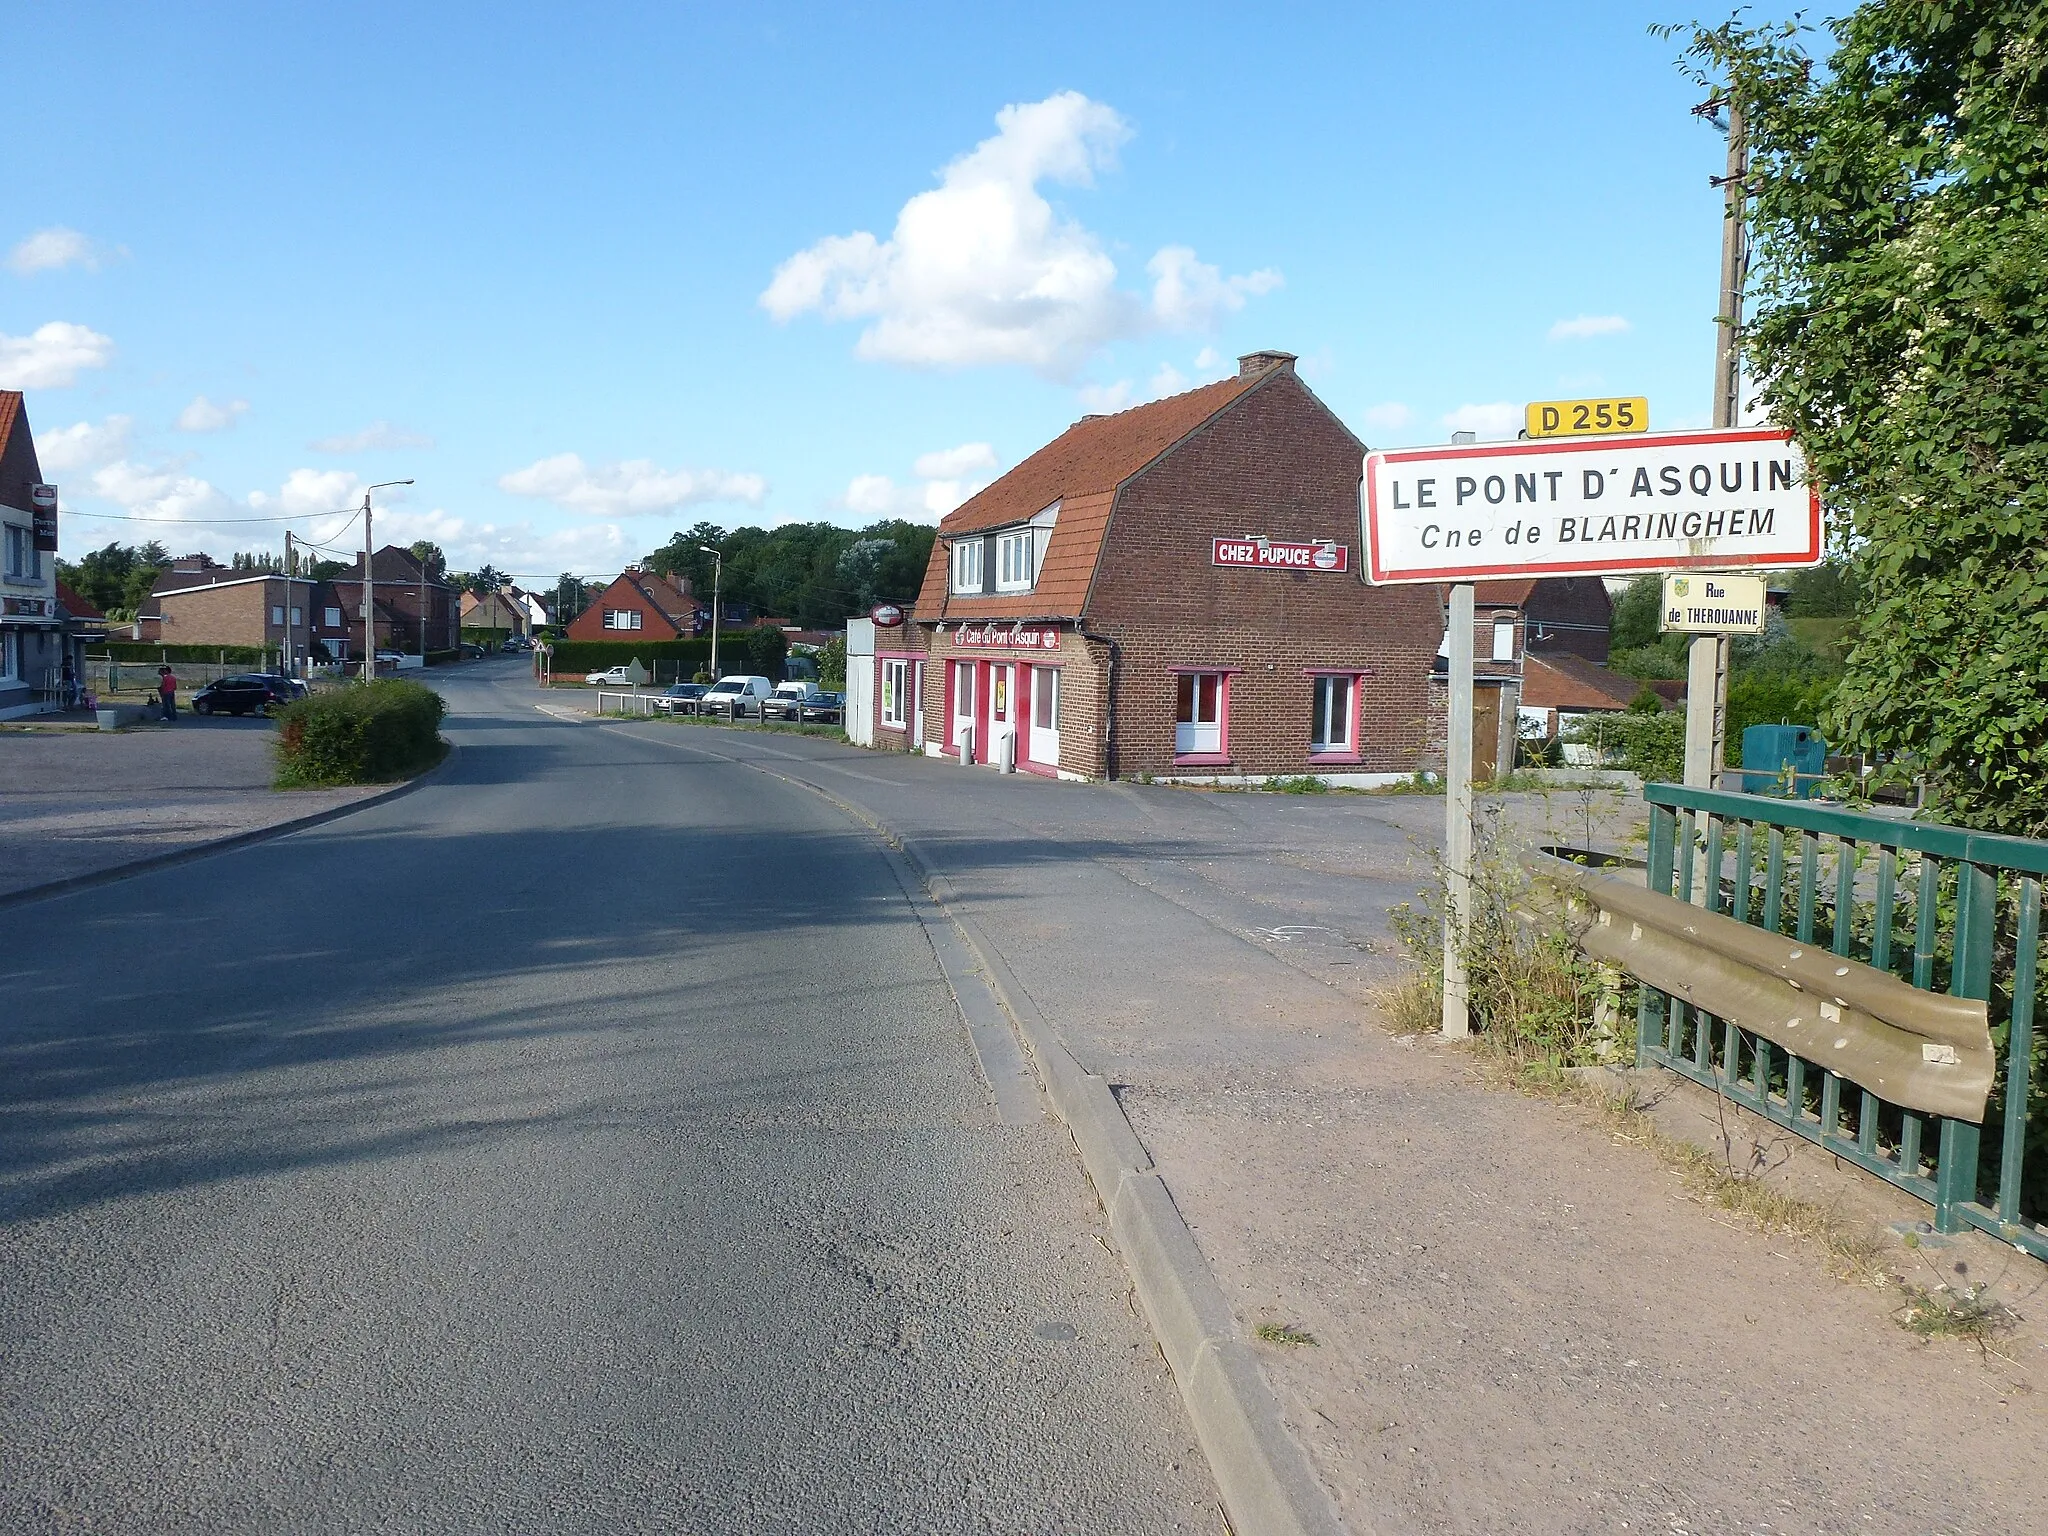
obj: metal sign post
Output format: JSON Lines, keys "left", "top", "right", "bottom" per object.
{"left": 1442, "top": 582, "right": 1475, "bottom": 1037}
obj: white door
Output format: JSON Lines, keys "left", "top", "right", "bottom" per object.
{"left": 953, "top": 661, "right": 975, "bottom": 758}
{"left": 1028, "top": 667, "right": 1060, "bottom": 766}
{"left": 1175, "top": 672, "right": 1222, "bottom": 755}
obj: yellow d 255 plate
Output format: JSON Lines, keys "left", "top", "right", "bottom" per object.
{"left": 1525, "top": 397, "right": 1649, "bottom": 437}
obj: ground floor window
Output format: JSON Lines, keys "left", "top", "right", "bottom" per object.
{"left": 0, "top": 628, "right": 17, "bottom": 682}
{"left": 1174, "top": 671, "right": 1226, "bottom": 758}
{"left": 881, "top": 658, "right": 909, "bottom": 728}
{"left": 1310, "top": 673, "right": 1358, "bottom": 755}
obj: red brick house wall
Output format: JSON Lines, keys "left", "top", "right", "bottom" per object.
{"left": 565, "top": 570, "right": 697, "bottom": 643}
{"left": 1084, "top": 374, "right": 1442, "bottom": 779}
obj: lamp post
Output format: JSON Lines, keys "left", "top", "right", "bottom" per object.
{"left": 697, "top": 545, "right": 723, "bottom": 679}
{"left": 359, "top": 480, "right": 413, "bottom": 683}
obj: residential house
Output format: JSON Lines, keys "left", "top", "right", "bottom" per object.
{"left": 461, "top": 588, "right": 530, "bottom": 641}
{"left": 326, "top": 545, "right": 462, "bottom": 660}
{"left": 0, "top": 392, "right": 63, "bottom": 718}
{"left": 139, "top": 555, "right": 322, "bottom": 666}
{"left": 881, "top": 351, "right": 1443, "bottom": 782}
{"left": 564, "top": 567, "right": 702, "bottom": 643}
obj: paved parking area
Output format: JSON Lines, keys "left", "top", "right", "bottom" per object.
{"left": 0, "top": 716, "right": 381, "bottom": 898}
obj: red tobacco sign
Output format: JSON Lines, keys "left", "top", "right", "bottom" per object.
{"left": 869, "top": 603, "right": 906, "bottom": 627}
{"left": 1212, "top": 535, "right": 1349, "bottom": 573}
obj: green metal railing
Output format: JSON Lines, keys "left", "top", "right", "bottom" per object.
{"left": 1641, "top": 783, "right": 2046, "bottom": 1258}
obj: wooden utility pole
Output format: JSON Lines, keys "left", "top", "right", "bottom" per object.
{"left": 1684, "top": 97, "right": 1747, "bottom": 790}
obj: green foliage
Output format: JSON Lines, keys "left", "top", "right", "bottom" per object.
{"left": 816, "top": 635, "right": 847, "bottom": 691}
{"left": 273, "top": 680, "right": 446, "bottom": 787}
{"left": 643, "top": 518, "right": 936, "bottom": 629}
{"left": 1568, "top": 708, "right": 1685, "bottom": 782}
{"left": 1782, "top": 560, "right": 1860, "bottom": 618}
{"left": 1627, "top": 685, "right": 1665, "bottom": 714}
{"left": 1609, "top": 574, "right": 1665, "bottom": 651}
{"left": 100, "top": 642, "right": 272, "bottom": 664}
{"left": 57, "top": 540, "right": 169, "bottom": 618}
{"left": 1261, "top": 775, "right": 1331, "bottom": 794}
{"left": 408, "top": 542, "right": 448, "bottom": 582}
{"left": 1673, "top": 7, "right": 2048, "bottom": 835}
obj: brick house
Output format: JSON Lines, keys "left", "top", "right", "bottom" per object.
{"left": 462, "top": 588, "right": 530, "bottom": 641}
{"left": 325, "top": 545, "right": 461, "bottom": 659}
{"left": 0, "top": 391, "right": 64, "bottom": 718}
{"left": 140, "top": 556, "right": 322, "bottom": 664}
{"left": 880, "top": 352, "right": 1444, "bottom": 782}
{"left": 564, "top": 567, "right": 702, "bottom": 643}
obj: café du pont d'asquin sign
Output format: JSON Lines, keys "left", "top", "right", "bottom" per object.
{"left": 1361, "top": 427, "right": 1821, "bottom": 584}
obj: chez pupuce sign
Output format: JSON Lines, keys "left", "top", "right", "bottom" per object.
{"left": 1212, "top": 535, "right": 1349, "bottom": 572}
{"left": 1362, "top": 428, "right": 1821, "bottom": 584}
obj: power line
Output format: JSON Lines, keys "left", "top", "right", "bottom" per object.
{"left": 56, "top": 505, "right": 365, "bottom": 527}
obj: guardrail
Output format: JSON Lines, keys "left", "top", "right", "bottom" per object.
{"left": 596, "top": 691, "right": 667, "bottom": 716}
{"left": 1631, "top": 784, "right": 2045, "bottom": 1255}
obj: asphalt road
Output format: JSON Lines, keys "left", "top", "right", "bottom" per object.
{"left": 0, "top": 663, "right": 1216, "bottom": 1534}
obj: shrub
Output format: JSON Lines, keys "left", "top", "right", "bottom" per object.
{"left": 274, "top": 679, "right": 446, "bottom": 786}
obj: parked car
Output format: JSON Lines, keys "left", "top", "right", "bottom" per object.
{"left": 585, "top": 665, "right": 638, "bottom": 686}
{"left": 653, "top": 682, "right": 708, "bottom": 715}
{"left": 500, "top": 636, "right": 533, "bottom": 652}
{"left": 800, "top": 690, "right": 844, "bottom": 724}
{"left": 460, "top": 643, "right": 486, "bottom": 659}
{"left": 700, "top": 675, "right": 776, "bottom": 718}
{"left": 760, "top": 680, "right": 824, "bottom": 722}
{"left": 250, "top": 672, "right": 311, "bottom": 701}
{"left": 191, "top": 674, "right": 298, "bottom": 716}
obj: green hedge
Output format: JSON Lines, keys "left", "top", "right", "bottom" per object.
{"left": 544, "top": 629, "right": 789, "bottom": 676}
{"left": 274, "top": 679, "right": 446, "bottom": 787}
{"left": 100, "top": 642, "right": 271, "bottom": 664}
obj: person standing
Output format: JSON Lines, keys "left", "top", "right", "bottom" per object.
{"left": 157, "top": 665, "right": 178, "bottom": 722}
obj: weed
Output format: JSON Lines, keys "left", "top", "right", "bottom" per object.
{"left": 1254, "top": 1322, "right": 1318, "bottom": 1347}
{"left": 1894, "top": 1283, "right": 2020, "bottom": 1348}
{"left": 1262, "top": 775, "right": 1330, "bottom": 794}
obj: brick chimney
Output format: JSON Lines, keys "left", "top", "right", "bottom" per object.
{"left": 668, "top": 570, "right": 692, "bottom": 598}
{"left": 1238, "top": 350, "right": 1297, "bottom": 379}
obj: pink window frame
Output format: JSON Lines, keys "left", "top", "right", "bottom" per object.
{"left": 1167, "top": 664, "right": 1240, "bottom": 766}
{"left": 875, "top": 648, "right": 921, "bottom": 734}
{"left": 1302, "top": 668, "right": 1365, "bottom": 764}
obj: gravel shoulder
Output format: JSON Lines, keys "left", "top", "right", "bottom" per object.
{"left": 621, "top": 715, "right": 2048, "bottom": 1536}
{"left": 0, "top": 717, "right": 385, "bottom": 898}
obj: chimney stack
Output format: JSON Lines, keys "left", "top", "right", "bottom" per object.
{"left": 1238, "top": 350, "right": 1297, "bottom": 379}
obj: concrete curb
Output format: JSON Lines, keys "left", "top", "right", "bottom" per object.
{"left": 0, "top": 738, "right": 460, "bottom": 912}
{"left": 639, "top": 728, "right": 1352, "bottom": 1536}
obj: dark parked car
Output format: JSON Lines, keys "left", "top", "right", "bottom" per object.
{"left": 799, "top": 691, "right": 844, "bottom": 724}
{"left": 191, "top": 674, "right": 300, "bottom": 716}
{"left": 653, "top": 683, "right": 707, "bottom": 715}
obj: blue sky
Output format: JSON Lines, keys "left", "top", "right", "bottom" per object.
{"left": 4, "top": 1, "right": 1744, "bottom": 583}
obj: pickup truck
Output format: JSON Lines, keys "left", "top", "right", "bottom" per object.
{"left": 699, "top": 675, "right": 776, "bottom": 718}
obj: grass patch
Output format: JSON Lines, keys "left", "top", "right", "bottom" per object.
{"left": 1261, "top": 775, "right": 1330, "bottom": 794}
{"left": 659, "top": 714, "right": 848, "bottom": 741}
{"left": 1253, "top": 1322, "right": 1318, "bottom": 1347}
{"left": 1894, "top": 1282, "right": 2020, "bottom": 1349}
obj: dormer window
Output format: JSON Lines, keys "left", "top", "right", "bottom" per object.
{"left": 996, "top": 528, "right": 1034, "bottom": 592}
{"left": 950, "top": 538, "right": 984, "bottom": 594}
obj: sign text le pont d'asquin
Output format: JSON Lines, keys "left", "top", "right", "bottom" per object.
{"left": 1361, "top": 428, "right": 1821, "bottom": 584}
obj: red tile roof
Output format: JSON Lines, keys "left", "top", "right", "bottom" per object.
{"left": 0, "top": 392, "right": 20, "bottom": 463}
{"left": 55, "top": 579, "right": 105, "bottom": 620}
{"left": 1521, "top": 652, "right": 1647, "bottom": 712}
{"left": 919, "top": 374, "right": 1261, "bottom": 620}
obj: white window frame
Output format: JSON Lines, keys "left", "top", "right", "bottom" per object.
{"left": 1028, "top": 665, "right": 1060, "bottom": 766}
{"left": 1492, "top": 619, "right": 1516, "bottom": 662}
{"left": 603, "top": 608, "right": 643, "bottom": 631}
{"left": 3, "top": 523, "right": 34, "bottom": 581}
{"left": 325, "top": 606, "right": 342, "bottom": 629}
{"left": 995, "top": 529, "right": 1033, "bottom": 592}
{"left": 1174, "top": 672, "right": 1226, "bottom": 758}
{"left": 1310, "top": 674, "right": 1356, "bottom": 754}
{"left": 881, "top": 658, "right": 909, "bottom": 729}
{"left": 950, "top": 538, "right": 984, "bottom": 594}
{"left": 0, "top": 628, "right": 17, "bottom": 681}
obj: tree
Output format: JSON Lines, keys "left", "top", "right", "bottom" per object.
{"left": 56, "top": 540, "right": 171, "bottom": 619}
{"left": 1672, "top": 6, "right": 2048, "bottom": 834}
{"left": 408, "top": 541, "right": 448, "bottom": 582}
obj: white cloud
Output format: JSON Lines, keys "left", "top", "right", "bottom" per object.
{"left": 912, "top": 441, "right": 997, "bottom": 479}
{"left": 1150, "top": 362, "right": 1188, "bottom": 398}
{"left": 1147, "top": 246, "right": 1281, "bottom": 330}
{"left": 310, "top": 420, "right": 436, "bottom": 453}
{"left": 85, "top": 460, "right": 234, "bottom": 526}
{"left": 1547, "top": 314, "right": 1630, "bottom": 342}
{"left": 1194, "top": 346, "right": 1221, "bottom": 371}
{"left": 5, "top": 227, "right": 116, "bottom": 276}
{"left": 247, "top": 467, "right": 366, "bottom": 518}
{"left": 1077, "top": 379, "right": 1133, "bottom": 414}
{"left": 1362, "top": 402, "right": 1414, "bottom": 433}
{"left": 175, "top": 395, "right": 248, "bottom": 432}
{"left": 36, "top": 415, "right": 133, "bottom": 473}
{"left": 760, "top": 91, "right": 1278, "bottom": 377}
{"left": 0, "top": 321, "right": 114, "bottom": 388}
{"left": 498, "top": 452, "right": 767, "bottom": 517}
{"left": 339, "top": 504, "right": 643, "bottom": 580}
{"left": 1442, "top": 402, "right": 1522, "bottom": 438}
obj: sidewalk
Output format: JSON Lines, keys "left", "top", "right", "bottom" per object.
{"left": 614, "top": 718, "right": 2047, "bottom": 1536}
{"left": 0, "top": 720, "right": 384, "bottom": 899}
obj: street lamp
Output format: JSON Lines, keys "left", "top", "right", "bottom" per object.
{"left": 697, "top": 545, "right": 723, "bottom": 679}
{"left": 360, "top": 480, "right": 413, "bottom": 684}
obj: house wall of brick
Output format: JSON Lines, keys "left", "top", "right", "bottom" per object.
{"left": 1083, "top": 374, "right": 1443, "bottom": 779}
{"left": 1524, "top": 576, "right": 1613, "bottom": 663}
{"left": 155, "top": 580, "right": 276, "bottom": 647}
{"left": 564, "top": 572, "right": 694, "bottom": 643}
{"left": 915, "top": 627, "right": 1112, "bottom": 778}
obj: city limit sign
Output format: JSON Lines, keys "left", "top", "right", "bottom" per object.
{"left": 1362, "top": 427, "right": 1821, "bottom": 585}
